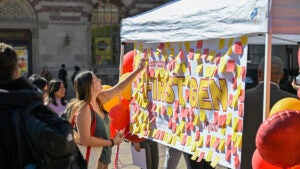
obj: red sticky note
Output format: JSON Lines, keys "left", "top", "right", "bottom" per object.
{"left": 168, "top": 119, "right": 172, "bottom": 129}
{"left": 174, "top": 100, "right": 179, "bottom": 110}
{"left": 213, "top": 111, "right": 219, "bottom": 124}
{"left": 226, "top": 60, "right": 236, "bottom": 72}
{"left": 185, "top": 89, "right": 190, "bottom": 102}
{"left": 195, "top": 130, "right": 200, "bottom": 141}
{"left": 238, "top": 119, "right": 243, "bottom": 132}
{"left": 202, "top": 48, "right": 209, "bottom": 59}
{"left": 161, "top": 106, "right": 166, "bottom": 115}
{"left": 228, "top": 94, "right": 233, "bottom": 106}
{"left": 232, "top": 77, "right": 237, "bottom": 90}
{"left": 172, "top": 122, "right": 177, "bottom": 133}
{"left": 205, "top": 135, "right": 211, "bottom": 147}
{"left": 190, "top": 122, "right": 195, "bottom": 131}
{"left": 157, "top": 43, "right": 165, "bottom": 52}
{"left": 196, "top": 40, "right": 203, "bottom": 49}
{"left": 197, "top": 152, "right": 205, "bottom": 162}
{"left": 150, "top": 68, "right": 155, "bottom": 77}
{"left": 150, "top": 116, "right": 156, "bottom": 124}
{"left": 178, "top": 49, "right": 184, "bottom": 60}
{"left": 218, "top": 114, "right": 227, "bottom": 127}
{"left": 185, "top": 123, "right": 191, "bottom": 133}
{"left": 181, "top": 135, "right": 187, "bottom": 145}
{"left": 189, "top": 107, "right": 194, "bottom": 119}
{"left": 225, "top": 150, "right": 231, "bottom": 161}
{"left": 238, "top": 103, "right": 244, "bottom": 117}
{"left": 232, "top": 146, "right": 237, "bottom": 155}
{"left": 159, "top": 131, "right": 165, "bottom": 140}
{"left": 180, "top": 108, "right": 188, "bottom": 118}
{"left": 234, "top": 42, "right": 243, "bottom": 55}
{"left": 173, "top": 112, "right": 179, "bottom": 121}
{"left": 226, "top": 135, "right": 232, "bottom": 146}
{"left": 155, "top": 130, "right": 160, "bottom": 139}
{"left": 234, "top": 155, "right": 240, "bottom": 168}
{"left": 189, "top": 48, "right": 194, "bottom": 60}
{"left": 214, "top": 53, "right": 221, "bottom": 64}
{"left": 151, "top": 103, "right": 157, "bottom": 112}
{"left": 213, "top": 138, "right": 220, "bottom": 149}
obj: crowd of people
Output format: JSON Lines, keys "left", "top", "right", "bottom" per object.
{"left": 1, "top": 42, "right": 300, "bottom": 169}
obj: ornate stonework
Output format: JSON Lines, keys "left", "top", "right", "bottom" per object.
{"left": 0, "top": 1, "right": 32, "bottom": 21}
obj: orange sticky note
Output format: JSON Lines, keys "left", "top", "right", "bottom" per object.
{"left": 195, "top": 130, "right": 200, "bottom": 141}
{"left": 226, "top": 135, "right": 232, "bottom": 146}
{"left": 234, "top": 42, "right": 243, "bottom": 55}
{"left": 197, "top": 152, "right": 205, "bottom": 162}
{"left": 205, "top": 135, "right": 211, "bottom": 147}
{"left": 181, "top": 134, "right": 187, "bottom": 145}
{"left": 238, "top": 119, "right": 243, "bottom": 132}
{"left": 238, "top": 103, "right": 244, "bottom": 117}
{"left": 218, "top": 114, "right": 227, "bottom": 127}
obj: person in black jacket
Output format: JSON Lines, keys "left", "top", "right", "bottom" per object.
{"left": 0, "top": 43, "right": 86, "bottom": 169}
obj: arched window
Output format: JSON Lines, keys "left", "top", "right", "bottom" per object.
{"left": 91, "top": 3, "right": 120, "bottom": 65}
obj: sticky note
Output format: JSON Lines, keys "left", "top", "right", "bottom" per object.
{"left": 205, "top": 150, "right": 213, "bottom": 161}
{"left": 241, "top": 36, "right": 248, "bottom": 45}
{"left": 188, "top": 48, "right": 194, "bottom": 60}
{"left": 171, "top": 136, "right": 177, "bottom": 146}
{"left": 233, "top": 117, "right": 239, "bottom": 132}
{"left": 234, "top": 155, "right": 240, "bottom": 168}
{"left": 210, "top": 136, "right": 216, "bottom": 148}
{"left": 207, "top": 50, "right": 216, "bottom": 62}
{"left": 217, "top": 38, "right": 225, "bottom": 49}
{"left": 225, "top": 150, "right": 231, "bottom": 161}
{"left": 219, "top": 59, "right": 226, "bottom": 73}
{"left": 226, "top": 135, "right": 232, "bottom": 146}
{"left": 198, "top": 136, "right": 204, "bottom": 147}
{"left": 193, "top": 114, "right": 199, "bottom": 126}
{"left": 197, "top": 152, "right": 205, "bottom": 162}
{"left": 196, "top": 64, "right": 203, "bottom": 74}
{"left": 196, "top": 40, "right": 203, "bottom": 49}
{"left": 238, "top": 103, "right": 244, "bottom": 117}
{"left": 226, "top": 60, "right": 236, "bottom": 72}
{"left": 186, "top": 136, "right": 192, "bottom": 146}
{"left": 157, "top": 43, "right": 165, "bottom": 52}
{"left": 226, "top": 112, "right": 232, "bottom": 125}
{"left": 194, "top": 50, "right": 201, "bottom": 61}
{"left": 235, "top": 134, "right": 242, "bottom": 148}
{"left": 218, "top": 139, "right": 225, "bottom": 151}
{"left": 210, "top": 156, "right": 220, "bottom": 168}
{"left": 191, "top": 142, "right": 197, "bottom": 152}
{"left": 228, "top": 38, "right": 234, "bottom": 47}
{"left": 152, "top": 129, "right": 158, "bottom": 138}
{"left": 159, "top": 130, "right": 165, "bottom": 140}
{"left": 167, "top": 134, "right": 173, "bottom": 144}
{"left": 234, "top": 42, "right": 243, "bottom": 55}
{"left": 220, "top": 128, "right": 226, "bottom": 135}
{"left": 191, "top": 150, "right": 200, "bottom": 161}
{"left": 205, "top": 135, "right": 211, "bottom": 147}
{"left": 213, "top": 137, "right": 220, "bottom": 149}
{"left": 202, "top": 48, "right": 209, "bottom": 60}
{"left": 238, "top": 119, "right": 243, "bottom": 132}
{"left": 200, "top": 110, "right": 206, "bottom": 122}
{"left": 218, "top": 114, "right": 227, "bottom": 127}
{"left": 214, "top": 53, "right": 221, "bottom": 64}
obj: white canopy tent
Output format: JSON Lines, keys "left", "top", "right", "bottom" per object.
{"left": 120, "top": 0, "right": 300, "bottom": 120}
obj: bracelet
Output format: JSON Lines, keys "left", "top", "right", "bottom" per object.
{"left": 110, "top": 139, "right": 114, "bottom": 147}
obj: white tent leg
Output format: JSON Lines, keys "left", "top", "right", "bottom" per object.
{"left": 263, "top": 33, "right": 272, "bottom": 121}
{"left": 119, "top": 42, "right": 125, "bottom": 78}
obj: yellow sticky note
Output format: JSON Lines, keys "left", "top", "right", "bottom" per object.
{"left": 133, "top": 126, "right": 140, "bottom": 135}
{"left": 155, "top": 69, "right": 160, "bottom": 77}
{"left": 165, "top": 42, "right": 170, "bottom": 49}
{"left": 167, "top": 134, "right": 173, "bottom": 144}
{"left": 207, "top": 50, "right": 216, "bottom": 62}
{"left": 171, "top": 136, "right": 177, "bottom": 146}
{"left": 220, "top": 128, "right": 226, "bottom": 135}
{"left": 233, "top": 117, "right": 239, "bottom": 132}
{"left": 205, "top": 150, "right": 213, "bottom": 161}
{"left": 191, "top": 150, "right": 200, "bottom": 161}
{"left": 227, "top": 47, "right": 233, "bottom": 56}
{"left": 219, "top": 59, "right": 226, "bottom": 73}
{"left": 218, "top": 139, "right": 225, "bottom": 151}
{"left": 185, "top": 41, "right": 190, "bottom": 51}
{"left": 236, "top": 65, "right": 242, "bottom": 78}
{"left": 196, "top": 64, "right": 203, "bottom": 74}
{"left": 205, "top": 66, "right": 215, "bottom": 78}
{"left": 198, "top": 136, "right": 204, "bottom": 147}
{"left": 219, "top": 39, "right": 225, "bottom": 49}
{"left": 170, "top": 48, "right": 175, "bottom": 58}
{"left": 241, "top": 36, "right": 248, "bottom": 45}
{"left": 139, "top": 44, "right": 143, "bottom": 52}
{"left": 200, "top": 110, "right": 206, "bottom": 122}
{"left": 231, "top": 95, "right": 238, "bottom": 109}
{"left": 179, "top": 121, "right": 185, "bottom": 132}
{"left": 139, "top": 123, "right": 146, "bottom": 132}
{"left": 152, "top": 129, "right": 158, "bottom": 138}
{"left": 186, "top": 136, "right": 192, "bottom": 146}
{"left": 194, "top": 50, "right": 201, "bottom": 61}
{"left": 184, "top": 75, "right": 190, "bottom": 86}
{"left": 210, "top": 156, "right": 220, "bottom": 168}
{"left": 174, "top": 64, "right": 181, "bottom": 73}
{"left": 181, "top": 63, "right": 187, "bottom": 73}
{"left": 167, "top": 106, "right": 173, "bottom": 116}
{"left": 191, "top": 142, "right": 197, "bottom": 152}
{"left": 228, "top": 38, "right": 234, "bottom": 47}
{"left": 193, "top": 114, "right": 199, "bottom": 125}
{"left": 163, "top": 132, "right": 169, "bottom": 142}
{"left": 210, "top": 136, "right": 216, "bottom": 148}
{"left": 226, "top": 112, "right": 232, "bottom": 125}
{"left": 235, "top": 134, "right": 242, "bottom": 148}
{"left": 232, "top": 132, "right": 237, "bottom": 142}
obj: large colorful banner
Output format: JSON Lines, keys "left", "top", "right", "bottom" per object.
{"left": 130, "top": 37, "right": 248, "bottom": 169}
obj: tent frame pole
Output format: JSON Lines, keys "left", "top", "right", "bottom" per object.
{"left": 119, "top": 42, "right": 125, "bottom": 78}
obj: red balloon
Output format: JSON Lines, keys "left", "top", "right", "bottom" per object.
{"left": 122, "top": 51, "right": 135, "bottom": 74}
{"left": 109, "top": 103, "right": 130, "bottom": 138}
{"left": 256, "top": 111, "right": 300, "bottom": 167}
{"left": 252, "top": 149, "right": 281, "bottom": 169}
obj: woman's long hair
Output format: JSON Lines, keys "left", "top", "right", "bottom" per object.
{"left": 48, "top": 79, "right": 67, "bottom": 106}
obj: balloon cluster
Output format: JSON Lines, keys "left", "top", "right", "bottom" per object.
{"left": 104, "top": 51, "right": 144, "bottom": 143}
{"left": 252, "top": 98, "right": 300, "bottom": 169}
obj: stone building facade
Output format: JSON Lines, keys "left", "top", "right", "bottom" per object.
{"left": 0, "top": 0, "right": 168, "bottom": 85}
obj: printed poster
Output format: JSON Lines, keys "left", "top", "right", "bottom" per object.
{"left": 129, "top": 37, "right": 248, "bottom": 169}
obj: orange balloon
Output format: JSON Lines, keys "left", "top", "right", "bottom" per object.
{"left": 269, "top": 97, "right": 300, "bottom": 117}
{"left": 119, "top": 72, "right": 132, "bottom": 100}
{"left": 290, "top": 164, "right": 300, "bottom": 169}
{"left": 102, "top": 85, "right": 120, "bottom": 112}
{"left": 252, "top": 149, "right": 281, "bottom": 169}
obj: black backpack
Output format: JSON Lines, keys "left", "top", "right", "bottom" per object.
{"left": 1, "top": 101, "right": 87, "bottom": 169}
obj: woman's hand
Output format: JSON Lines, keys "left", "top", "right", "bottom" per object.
{"left": 133, "top": 142, "right": 141, "bottom": 152}
{"left": 113, "top": 129, "right": 125, "bottom": 145}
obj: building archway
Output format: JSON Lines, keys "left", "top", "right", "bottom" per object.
{"left": 0, "top": 0, "right": 38, "bottom": 76}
